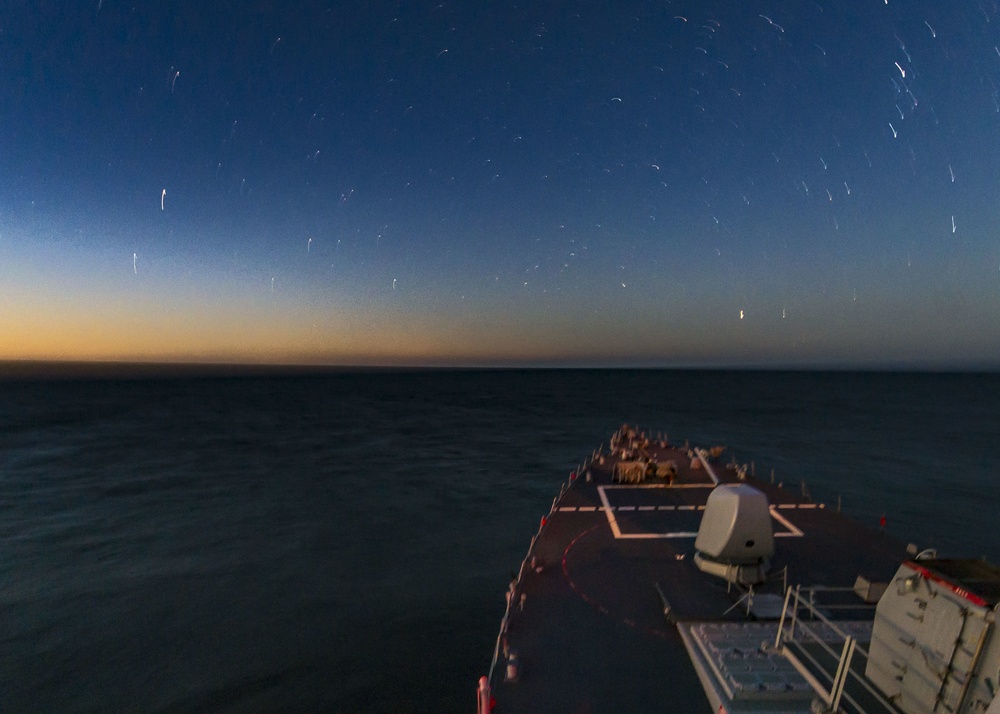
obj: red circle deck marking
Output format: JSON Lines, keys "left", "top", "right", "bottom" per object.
{"left": 561, "top": 523, "right": 670, "bottom": 639}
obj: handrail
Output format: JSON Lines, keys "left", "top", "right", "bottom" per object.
{"left": 486, "top": 448, "right": 595, "bottom": 687}
{"left": 774, "top": 584, "right": 904, "bottom": 714}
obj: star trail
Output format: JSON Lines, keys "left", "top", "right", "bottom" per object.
{"left": 2, "top": 0, "right": 999, "bottom": 367}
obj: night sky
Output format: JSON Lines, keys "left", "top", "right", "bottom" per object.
{"left": 3, "top": 1, "right": 1000, "bottom": 367}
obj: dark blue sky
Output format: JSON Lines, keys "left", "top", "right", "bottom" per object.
{"left": 3, "top": 1, "right": 999, "bottom": 366}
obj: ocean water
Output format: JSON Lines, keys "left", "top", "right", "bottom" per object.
{"left": 1, "top": 369, "right": 997, "bottom": 713}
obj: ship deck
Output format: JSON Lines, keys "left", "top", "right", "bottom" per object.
{"left": 486, "top": 426, "right": 912, "bottom": 713}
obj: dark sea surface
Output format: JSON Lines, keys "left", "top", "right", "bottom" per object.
{"left": 1, "top": 369, "right": 998, "bottom": 713}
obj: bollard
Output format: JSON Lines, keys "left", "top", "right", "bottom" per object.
{"left": 505, "top": 651, "right": 520, "bottom": 682}
{"left": 477, "top": 676, "right": 491, "bottom": 714}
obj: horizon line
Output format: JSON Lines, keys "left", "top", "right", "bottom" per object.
{"left": 2, "top": 358, "right": 998, "bottom": 381}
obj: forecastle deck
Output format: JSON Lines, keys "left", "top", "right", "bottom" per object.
{"left": 482, "top": 425, "right": 911, "bottom": 713}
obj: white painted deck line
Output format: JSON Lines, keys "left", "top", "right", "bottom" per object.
{"left": 602, "top": 483, "right": 715, "bottom": 490}
{"left": 557, "top": 505, "right": 711, "bottom": 513}
{"left": 596, "top": 486, "right": 622, "bottom": 538}
{"left": 696, "top": 449, "right": 720, "bottom": 485}
{"left": 603, "top": 506, "right": 805, "bottom": 540}
{"left": 600, "top": 481, "right": 807, "bottom": 540}
{"left": 769, "top": 505, "right": 804, "bottom": 536}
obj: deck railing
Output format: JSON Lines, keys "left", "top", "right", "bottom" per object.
{"left": 774, "top": 585, "right": 903, "bottom": 714}
{"left": 485, "top": 444, "right": 600, "bottom": 687}
{"left": 484, "top": 426, "right": 668, "bottom": 696}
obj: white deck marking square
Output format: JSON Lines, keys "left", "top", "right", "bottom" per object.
{"left": 596, "top": 485, "right": 807, "bottom": 540}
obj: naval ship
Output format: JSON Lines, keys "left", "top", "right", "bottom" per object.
{"left": 478, "top": 424, "right": 1000, "bottom": 713}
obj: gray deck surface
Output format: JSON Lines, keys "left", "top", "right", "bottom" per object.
{"left": 488, "top": 427, "right": 911, "bottom": 713}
